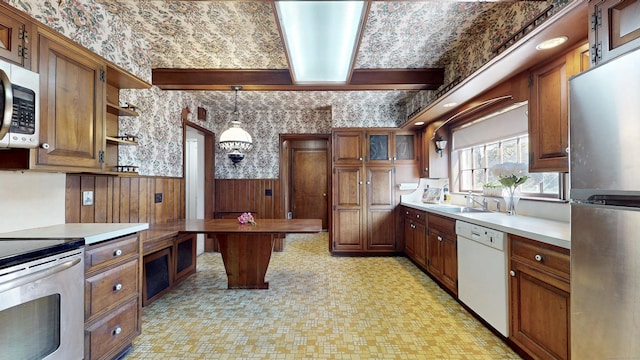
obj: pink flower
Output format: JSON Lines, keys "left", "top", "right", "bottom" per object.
{"left": 237, "top": 212, "right": 256, "bottom": 225}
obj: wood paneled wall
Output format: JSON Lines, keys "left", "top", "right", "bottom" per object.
{"left": 214, "top": 179, "right": 281, "bottom": 220}
{"left": 66, "top": 174, "right": 185, "bottom": 224}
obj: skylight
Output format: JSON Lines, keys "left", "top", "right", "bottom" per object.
{"left": 275, "top": 1, "right": 366, "bottom": 84}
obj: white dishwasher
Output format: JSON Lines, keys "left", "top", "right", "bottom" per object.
{"left": 456, "top": 220, "right": 509, "bottom": 337}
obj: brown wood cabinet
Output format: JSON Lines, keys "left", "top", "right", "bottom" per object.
{"left": 509, "top": 234, "right": 570, "bottom": 360}
{"left": 426, "top": 213, "right": 457, "bottom": 295}
{"left": 0, "top": 2, "right": 32, "bottom": 68}
{"left": 331, "top": 128, "right": 411, "bottom": 254}
{"left": 528, "top": 41, "right": 589, "bottom": 172}
{"left": 84, "top": 233, "right": 141, "bottom": 360}
{"left": 402, "top": 207, "right": 427, "bottom": 267}
{"left": 590, "top": 0, "right": 640, "bottom": 66}
{"left": 35, "top": 27, "right": 106, "bottom": 171}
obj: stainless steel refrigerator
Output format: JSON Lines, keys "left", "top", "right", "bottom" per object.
{"left": 570, "top": 47, "right": 640, "bottom": 359}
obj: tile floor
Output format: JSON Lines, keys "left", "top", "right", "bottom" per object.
{"left": 124, "top": 232, "right": 521, "bottom": 359}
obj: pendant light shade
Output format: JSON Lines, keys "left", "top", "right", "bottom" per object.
{"left": 219, "top": 86, "right": 253, "bottom": 165}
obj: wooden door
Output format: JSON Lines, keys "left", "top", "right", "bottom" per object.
{"left": 36, "top": 28, "right": 105, "bottom": 170}
{"left": 292, "top": 145, "right": 328, "bottom": 229}
{"left": 332, "top": 166, "right": 364, "bottom": 251}
{"left": 366, "top": 166, "right": 395, "bottom": 251}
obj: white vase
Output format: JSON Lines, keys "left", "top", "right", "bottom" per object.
{"left": 502, "top": 186, "right": 521, "bottom": 215}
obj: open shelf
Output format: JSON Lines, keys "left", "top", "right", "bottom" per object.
{"left": 106, "top": 102, "right": 140, "bottom": 117}
{"left": 106, "top": 136, "right": 138, "bottom": 146}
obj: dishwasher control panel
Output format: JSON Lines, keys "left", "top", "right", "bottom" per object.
{"left": 456, "top": 221, "right": 505, "bottom": 251}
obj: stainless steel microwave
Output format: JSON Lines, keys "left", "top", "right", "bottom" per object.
{"left": 0, "top": 59, "right": 39, "bottom": 148}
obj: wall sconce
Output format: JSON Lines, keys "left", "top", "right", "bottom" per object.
{"left": 219, "top": 86, "right": 253, "bottom": 166}
{"left": 434, "top": 136, "right": 447, "bottom": 157}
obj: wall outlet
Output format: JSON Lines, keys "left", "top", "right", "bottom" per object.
{"left": 154, "top": 193, "right": 163, "bottom": 203}
{"left": 82, "top": 191, "right": 94, "bottom": 206}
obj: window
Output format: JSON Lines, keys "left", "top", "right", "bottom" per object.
{"left": 457, "top": 135, "right": 561, "bottom": 198}
{"left": 451, "top": 102, "right": 563, "bottom": 200}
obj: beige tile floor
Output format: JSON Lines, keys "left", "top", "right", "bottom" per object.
{"left": 125, "top": 232, "right": 521, "bottom": 359}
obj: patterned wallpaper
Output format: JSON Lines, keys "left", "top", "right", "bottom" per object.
{"left": 4, "top": 0, "right": 572, "bottom": 179}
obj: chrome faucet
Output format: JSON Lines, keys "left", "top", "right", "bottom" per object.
{"left": 466, "top": 191, "right": 488, "bottom": 210}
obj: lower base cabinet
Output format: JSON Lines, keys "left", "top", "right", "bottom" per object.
{"left": 84, "top": 233, "right": 141, "bottom": 360}
{"left": 509, "top": 235, "right": 570, "bottom": 360}
{"left": 142, "top": 232, "right": 197, "bottom": 306}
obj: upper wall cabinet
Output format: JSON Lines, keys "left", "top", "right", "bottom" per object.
{"left": 528, "top": 41, "right": 589, "bottom": 173}
{"left": 590, "top": 0, "right": 640, "bottom": 66}
{"left": 0, "top": 3, "right": 32, "bottom": 69}
{"left": 35, "top": 27, "right": 106, "bottom": 171}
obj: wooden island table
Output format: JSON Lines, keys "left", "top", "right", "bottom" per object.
{"left": 164, "top": 219, "right": 322, "bottom": 289}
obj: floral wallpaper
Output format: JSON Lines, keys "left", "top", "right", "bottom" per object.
{"left": 4, "top": 0, "right": 573, "bottom": 179}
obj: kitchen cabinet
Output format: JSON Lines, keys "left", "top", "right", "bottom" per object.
{"left": 426, "top": 213, "right": 457, "bottom": 295}
{"left": 528, "top": 41, "right": 589, "bottom": 172}
{"left": 589, "top": 0, "right": 640, "bottom": 66}
{"left": 0, "top": 2, "right": 32, "bottom": 69}
{"left": 509, "top": 234, "right": 570, "bottom": 360}
{"left": 402, "top": 206, "right": 427, "bottom": 266}
{"left": 332, "top": 128, "right": 409, "bottom": 254}
{"left": 84, "top": 233, "right": 141, "bottom": 360}
{"left": 35, "top": 27, "right": 106, "bottom": 171}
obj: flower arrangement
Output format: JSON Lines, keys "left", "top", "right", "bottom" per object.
{"left": 237, "top": 212, "right": 257, "bottom": 226}
{"left": 490, "top": 162, "right": 529, "bottom": 188}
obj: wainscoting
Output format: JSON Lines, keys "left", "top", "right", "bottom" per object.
{"left": 65, "top": 174, "right": 185, "bottom": 225}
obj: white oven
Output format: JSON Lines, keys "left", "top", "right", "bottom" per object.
{"left": 0, "top": 59, "right": 39, "bottom": 148}
{"left": 0, "top": 243, "right": 84, "bottom": 360}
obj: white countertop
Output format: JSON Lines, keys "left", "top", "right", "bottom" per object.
{"left": 401, "top": 200, "right": 570, "bottom": 249}
{"left": 0, "top": 223, "right": 149, "bottom": 245}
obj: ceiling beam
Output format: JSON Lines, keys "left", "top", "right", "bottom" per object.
{"left": 152, "top": 68, "right": 444, "bottom": 91}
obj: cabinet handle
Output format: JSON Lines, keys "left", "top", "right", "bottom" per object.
{"left": 359, "top": 181, "right": 363, "bottom": 185}
{"left": 416, "top": 214, "right": 420, "bottom": 219}
{"left": 359, "top": 157, "right": 363, "bottom": 161}
{"left": 41, "top": 143, "right": 50, "bottom": 150}
{"left": 405, "top": 211, "right": 409, "bottom": 215}
{"left": 114, "top": 283, "right": 123, "bottom": 291}
{"left": 534, "top": 254, "right": 543, "bottom": 262}
{"left": 510, "top": 270, "right": 516, "bottom": 277}
{"left": 114, "top": 249, "right": 123, "bottom": 257}
{"left": 437, "top": 236, "right": 443, "bottom": 242}
{"left": 113, "top": 327, "right": 122, "bottom": 336}
{"left": 367, "top": 181, "right": 371, "bottom": 185}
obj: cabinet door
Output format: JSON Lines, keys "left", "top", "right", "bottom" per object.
{"left": 333, "top": 130, "right": 364, "bottom": 165}
{"left": 394, "top": 132, "right": 417, "bottom": 165}
{"left": 441, "top": 233, "right": 458, "bottom": 295}
{"left": 36, "top": 29, "right": 105, "bottom": 170}
{"left": 404, "top": 217, "right": 416, "bottom": 258}
{"left": 366, "top": 166, "right": 395, "bottom": 250}
{"left": 414, "top": 222, "right": 427, "bottom": 267}
{"left": 332, "top": 166, "right": 364, "bottom": 251}
{"left": 510, "top": 260, "right": 570, "bottom": 360}
{"left": 427, "top": 228, "right": 444, "bottom": 279}
{"left": 591, "top": 0, "right": 640, "bottom": 66}
{"left": 174, "top": 233, "right": 196, "bottom": 283}
{"left": 0, "top": 4, "right": 31, "bottom": 68}
{"left": 366, "top": 130, "right": 392, "bottom": 164}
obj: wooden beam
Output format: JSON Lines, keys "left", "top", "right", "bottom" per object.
{"left": 152, "top": 68, "right": 444, "bottom": 91}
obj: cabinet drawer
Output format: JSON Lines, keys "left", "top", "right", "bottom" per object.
{"left": 428, "top": 213, "right": 455, "bottom": 234}
{"left": 510, "top": 235, "right": 570, "bottom": 278}
{"left": 85, "top": 234, "right": 139, "bottom": 273}
{"left": 403, "top": 207, "right": 426, "bottom": 225}
{"left": 85, "top": 259, "right": 138, "bottom": 319}
{"left": 85, "top": 298, "right": 138, "bottom": 360}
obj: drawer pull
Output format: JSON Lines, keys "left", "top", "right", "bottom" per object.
{"left": 114, "top": 283, "right": 123, "bottom": 291}
{"left": 437, "top": 236, "right": 443, "bottom": 242}
{"left": 510, "top": 270, "right": 516, "bottom": 277}
{"left": 534, "top": 254, "right": 543, "bottom": 262}
{"left": 113, "top": 327, "right": 122, "bottom": 336}
{"left": 114, "top": 249, "right": 123, "bottom": 257}
{"left": 416, "top": 214, "right": 420, "bottom": 218}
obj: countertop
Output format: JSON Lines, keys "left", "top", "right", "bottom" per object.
{"left": 401, "top": 200, "right": 570, "bottom": 249}
{"left": 0, "top": 223, "right": 149, "bottom": 245}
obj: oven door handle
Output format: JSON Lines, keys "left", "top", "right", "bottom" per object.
{"left": 0, "top": 69, "right": 13, "bottom": 142}
{"left": 0, "top": 257, "right": 81, "bottom": 294}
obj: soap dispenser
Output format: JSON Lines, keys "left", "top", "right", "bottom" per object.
{"left": 443, "top": 184, "right": 451, "bottom": 204}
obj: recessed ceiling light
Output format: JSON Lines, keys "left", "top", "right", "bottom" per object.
{"left": 443, "top": 102, "right": 457, "bottom": 108}
{"left": 536, "top": 36, "right": 568, "bottom": 50}
{"left": 414, "top": 121, "right": 425, "bottom": 126}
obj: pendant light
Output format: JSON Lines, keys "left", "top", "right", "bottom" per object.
{"left": 219, "top": 86, "right": 253, "bottom": 165}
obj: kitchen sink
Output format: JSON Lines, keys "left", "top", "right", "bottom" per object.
{"left": 429, "top": 206, "right": 491, "bottom": 213}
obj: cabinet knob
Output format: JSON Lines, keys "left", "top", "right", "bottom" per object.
{"left": 510, "top": 270, "right": 516, "bottom": 277}
{"left": 41, "top": 143, "right": 50, "bottom": 150}
{"left": 113, "top": 327, "right": 122, "bottom": 336}
{"left": 114, "top": 283, "right": 123, "bottom": 291}
{"left": 359, "top": 181, "right": 363, "bottom": 185}
{"left": 359, "top": 157, "right": 363, "bottom": 161}
{"left": 534, "top": 254, "right": 543, "bottom": 262}
{"left": 366, "top": 181, "right": 371, "bottom": 185}
{"left": 437, "top": 236, "right": 443, "bottom": 242}
{"left": 416, "top": 214, "right": 420, "bottom": 218}
{"left": 114, "top": 249, "right": 123, "bottom": 257}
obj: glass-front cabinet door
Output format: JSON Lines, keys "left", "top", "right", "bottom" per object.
{"left": 395, "top": 133, "right": 416, "bottom": 163}
{"left": 366, "top": 130, "right": 417, "bottom": 165}
{"left": 368, "top": 132, "right": 391, "bottom": 163}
